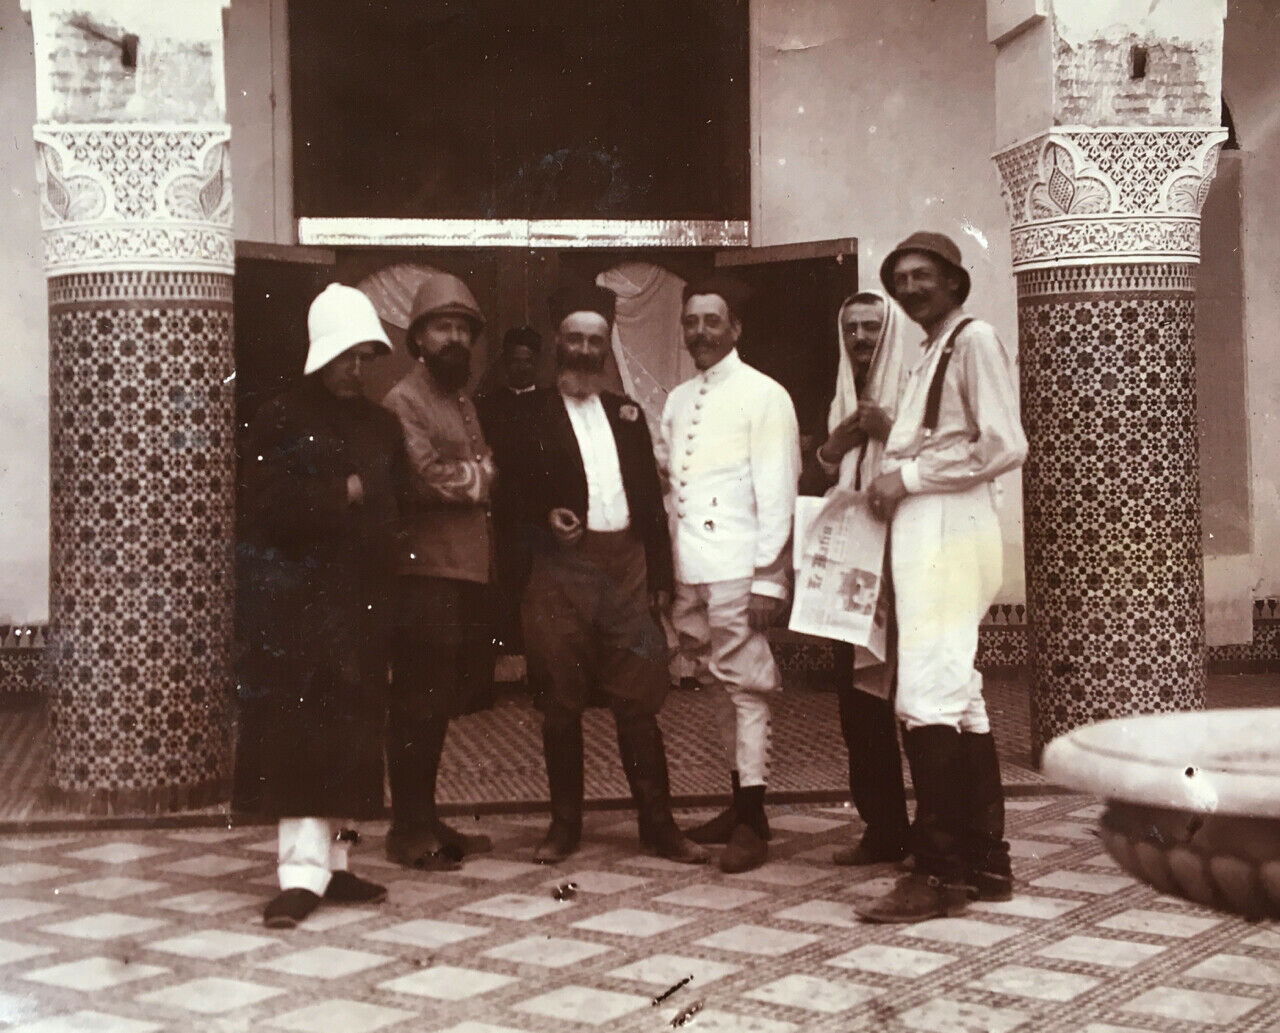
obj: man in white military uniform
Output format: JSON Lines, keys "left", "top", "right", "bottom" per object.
{"left": 855, "top": 232, "right": 1028, "bottom": 923}
{"left": 661, "top": 275, "right": 801, "bottom": 873}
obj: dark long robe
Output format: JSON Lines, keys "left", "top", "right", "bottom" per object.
{"left": 233, "top": 377, "right": 406, "bottom": 819}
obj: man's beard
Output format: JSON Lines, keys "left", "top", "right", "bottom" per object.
{"left": 556, "top": 367, "right": 607, "bottom": 399}
{"left": 556, "top": 346, "right": 606, "bottom": 398}
{"left": 425, "top": 343, "right": 471, "bottom": 393}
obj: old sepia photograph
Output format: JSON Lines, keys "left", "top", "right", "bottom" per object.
{"left": 0, "top": 0, "right": 1277, "bottom": 1029}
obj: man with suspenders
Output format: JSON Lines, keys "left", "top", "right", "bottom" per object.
{"left": 856, "top": 232, "right": 1028, "bottom": 923}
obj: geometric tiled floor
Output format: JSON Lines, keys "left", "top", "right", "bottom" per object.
{"left": 5, "top": 674, "right": 1277, "bottom": 824}
{"left": 2, "top": 796, "right": 1279, "bottom": 1032}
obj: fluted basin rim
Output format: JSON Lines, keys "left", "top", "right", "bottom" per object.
{"left": 1041, "top": 708, "right": 1280, "bottom": 818}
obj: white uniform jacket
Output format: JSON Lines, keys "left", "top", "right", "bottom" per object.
{"left": 660, "top": 349, "right": 801, "bottom": 599}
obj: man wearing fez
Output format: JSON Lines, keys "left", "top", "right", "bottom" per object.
{"left": 380, "top": 273, "right": 498, "bottom": 869}
{"left": 856, "top": 232, "right": 1027, "bottom": 923}
{"left": 662, "top": 275, "right": 801, "bottom": 873}
{"left": 515, "top": 283, "right": 709, "bottom": 866}
{"left": 234, "top": 284, "right": 401, "bottom": 928}
{"left": 476, "top": 327, "right": 545, "bottom": 671}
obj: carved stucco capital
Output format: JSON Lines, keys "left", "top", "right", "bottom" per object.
{"left": 33, "top": 124, "right": 234, "bottom": 275}
{"left": 993, "top": 126, "right": 1228, "bottom": 270}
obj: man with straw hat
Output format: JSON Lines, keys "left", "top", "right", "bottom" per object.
{"left": 855, "top": 232, "right": 1027, "bottom": 923}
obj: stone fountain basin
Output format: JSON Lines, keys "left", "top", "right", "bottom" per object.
{"left": 1042, "top": 709, "right": 1280, "bottom": 918}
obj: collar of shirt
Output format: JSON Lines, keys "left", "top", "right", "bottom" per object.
{"left": 509, "top": 384, "right": 537, "bottom": 396}
{"left": 908, "top": 309, "right": 969, "bottom": 374}
{"left": 699, "top": 347, "right": 743, "bottom": 385}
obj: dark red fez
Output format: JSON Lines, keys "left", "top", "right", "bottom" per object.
{"left": 548, "top": 282, "right": 617, "bottom": 328}
{"left": 682, "top": 273, "right": 750, "bottom": 321}
{"left": 501, "top": 325, "right": 543, "bottom": 355}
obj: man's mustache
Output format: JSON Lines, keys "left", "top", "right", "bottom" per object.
{"left": 558, "top": 350, "right": 605, "bottom": 373}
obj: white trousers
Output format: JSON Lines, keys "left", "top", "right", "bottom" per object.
{"left": 277, "top": 818, "right": 351, "bottom": 895}
{"left": 672, "top": 579, "right": 778, "bottom": 787}
{"left": 891, "top": 484, "right": 1004, "bottom": 733}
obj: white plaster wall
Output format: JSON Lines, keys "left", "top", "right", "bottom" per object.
{"left": 751, "top": 0, "right": 1027, "bottom": 601}
{"left": 0, "top": 0, "right": 286, "bottom": 623}
{"left": 0, "top": 0, "right": 49, "bottom": 624}
{"left": 1224, "top": 0, "right": 1280, "bottom": 596}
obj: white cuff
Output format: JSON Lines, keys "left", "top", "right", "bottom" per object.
{"left": 815, "top": 444, "right": 842, "bottom": 477}
{"left": 899, "top": 460, "right": 923, "bottom": 494}
{"left": 750, "top": 579, "right": 787, "bottom": 601}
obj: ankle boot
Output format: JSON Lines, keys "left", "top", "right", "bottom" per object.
{"left": 535, "top": 718, "right": 584, "bottom": 863}
{"left": 720, "top": 784, "right": 768, "bottom": 873}
{"left": 688, "top": 772, "right": 771, "bottom": 845}
{"left": 962, "top": 731, "right": 1011, "bottom": 900}
{"left": 616, "top": 715, "right": 709, "bottom": 865}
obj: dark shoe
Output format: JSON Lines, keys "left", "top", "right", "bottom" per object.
{"left": 433, "top": 819, "right": 493, "bottom": 856}
{"left": 324, "top": 871, "right": 387, "bottom": 905}
{"left": 688, "top": 773, "right": 771, "bottom": 845}
{"left": 855, "top": 873, "right": 971, "bottom": 924}
{"left": 385, "top": 828, "right": 463, "bottom": 871}
{"left": 968, "top": 869, "right": 1014, "bottom": 902}
{"left": 642, "top": 822, "right": 710, "bottom": 865}
{"left": 263, "top": 888, "right": 321, "bottom": 929}
{"left": 833, "top": 839, "right": 908, "bottom": 867}
{"left": 719, "top": 822, "right": 768, "bottom": 874}
{"left": 687, "top": 804, "right": 739, "bottom": 845}
{"left": 534, "top": 820, "right": 581, "bottom": 864}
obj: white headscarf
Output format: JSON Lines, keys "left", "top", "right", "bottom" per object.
{"left": 826, "top": 289, "right": 912, "bottom": 489}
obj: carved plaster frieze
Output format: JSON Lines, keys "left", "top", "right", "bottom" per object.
{"left": 33, "top": 123, "right": 233, "bottom": 275}
{"left": 993, "top": 127, "right": 1227, "bottom": 270}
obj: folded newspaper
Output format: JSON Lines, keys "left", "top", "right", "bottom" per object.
{"left": 789, "top": 489, "right": 890, "bottom": 660}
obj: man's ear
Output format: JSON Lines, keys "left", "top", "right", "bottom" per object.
{"left": 730, "top": 316, "right": 743, "bottom": 342}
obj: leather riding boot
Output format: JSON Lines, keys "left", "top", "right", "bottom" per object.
{"left": 385, "top": 715, "right": 461, "bottom": 869}
{"left": 535, "top": 717, "right": 584, "bottom": 864}
{"left": 615, "top": 714, "right": 709, "bottom": 864}
{"left": 962, "top": 731, "right": 1012, "bottom": 901}
{"left": 408, "top": 714, "right": 492, "bottom": 857}
{"left": 856, "top": 725, "right": 970, "bottom": 923}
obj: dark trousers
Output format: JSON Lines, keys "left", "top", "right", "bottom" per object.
{"left": 523, "top": 531, "right": 675, "bottom": 834}
{"left": 388, "top": 576, "right": 496, "bottom": 831}
{"left": 835, "top": 682, "right": 910, "bottom": 854}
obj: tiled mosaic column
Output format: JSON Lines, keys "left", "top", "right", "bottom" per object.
{"left": 995, "top": 128, "right": 1227, "bottom": 760}
{"left": 26, "top": 2, "right": 236, "bottom": 811}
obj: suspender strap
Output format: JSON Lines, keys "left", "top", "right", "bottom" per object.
{"left": 923, "top": 317, "right": 974, "bottom": 437}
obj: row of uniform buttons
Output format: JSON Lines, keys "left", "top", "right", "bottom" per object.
{"left": 674, "top": 380, "right": 710, "bottom": 521}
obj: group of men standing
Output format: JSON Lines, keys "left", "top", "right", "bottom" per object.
{"left": 233, "top": 229, "right": 1027, "bottom": 931}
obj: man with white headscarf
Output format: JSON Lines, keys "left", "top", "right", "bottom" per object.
{"left": 812, "top": 290, "right": 911, "bottom": 867}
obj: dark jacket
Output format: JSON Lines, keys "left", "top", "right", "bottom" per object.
{"left": 514, "top": 389, "right": 673, "bottom": 595}
{"left": 233, "top": 378, "right": 406, "bottom": 820}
